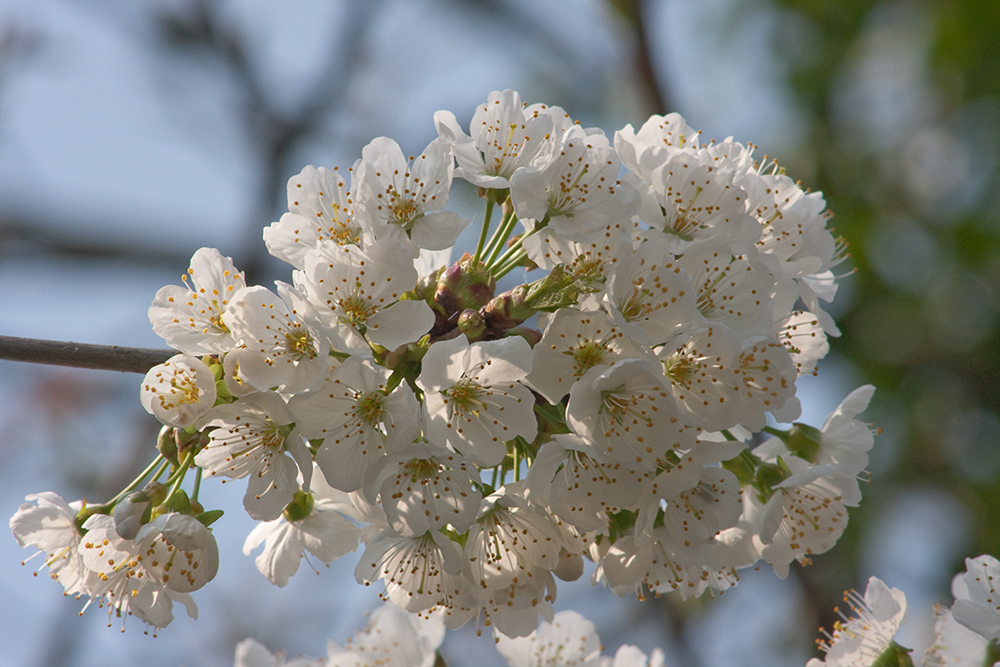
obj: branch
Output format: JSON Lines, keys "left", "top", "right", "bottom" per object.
{"left": 0, "top": 335, "right": 174, "bottom": 374}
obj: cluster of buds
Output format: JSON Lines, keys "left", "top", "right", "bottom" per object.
{"left": 13, "top": 90, "right": 878, "bottom": 638}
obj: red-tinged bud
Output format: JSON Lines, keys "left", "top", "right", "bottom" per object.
{"left": 457, "top": 309, "right": 486, "bottom": 340}
{"left": 435, "top": 254, "right": 496, "bottom": 314}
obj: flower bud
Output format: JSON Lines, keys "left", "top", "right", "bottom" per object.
{"left": 157, "top": 425, "right": 178, "bottom": 464}
{"left": 113, "top": 491, "right": 152, "bottom": 540}
{"left": 457, "top": 309, "right": 486, "bottom": 340}
{"left": 435, "top": 254, "right": 496, "bottom": 316}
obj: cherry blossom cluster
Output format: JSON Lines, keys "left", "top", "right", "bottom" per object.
{"left": 12, "top": 89, "right": 878, "bottom": 637}
{"left": 234, "top": 555, "right": 1000, "bottom": 667}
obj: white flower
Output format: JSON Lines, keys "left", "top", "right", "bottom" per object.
{"left": 223, "top": 283, "right": 334, "bottom": 394}
{"left": 808, "top": 576, "right": 908, "bottom": 667}
{"left": 196, "top": 391, "right": 311, "bottom": 521}
{"left": 234, "top": 638, "right": 323, "bottom": 667}
{"left": 525, "top": 433, "right": 653, "bottom": 533}
{"left": 951, "top": 554, "right": 1000, "bottom": 641}
{"left": 434, "top": 89, "right": 555, "bottom": 189}
{"left": 495, "top": 609, "right": 603, "bottom": 667}
{"left": 748, "top": 454, "right": 853, "bottom": 579}
{"left": 510, "top": 125, "right": 638, "bottom": 242}
{"left": 298, "top": 239, "right": 434, "bottom": 353}
{"left": 566, "top": 358, "right": 695, "bottom": 470}
{"left": 288, "top": 357, "right": 419, "bottom": 495}
{"left": 354, "top": 136, "right": 468, "bottom": 251}
{"left": 658, "top": 325, "right": 743, "bottom": 431}
{"left": 925, "top": 606, "right": 991, "bottom": 667}
{"left": 78, "top": 514, "right": 198, "bottom": 631}
{"left": 242, "top": 494, "right": 362, "bottom": 587}
{"left": 526, "top": 308, "right": 653, "bottom": 404}
{"left": 418, "top": 335, "right": 537, "bottom": 467}
{"left": 140, "top": 354, "right": 218, "bottom": 428}
{"left": 464, "top": 487, "right": 562, "bottom": 593}
{"left": 149, "top": 247, "right": 245, "bottom": 354}
{"left": 263, "top": 164, "right": 367, "bottom": 270}
{"left": 131, "top": 512, "right": 219, "bottom": 593}
{"left": 603, "top": 237, "right": 697, "bottom": 347}
{"left": 354, "top": 529, "right": 477, "bottom": 615}
{"left": 325, "top": 602, "right": 446, "bottom": 667}
{"left": 372, "top": 446, "right": 481, "bottom": 535}
{"left": 10, "top": 492, "right": 86, "bottom": 595}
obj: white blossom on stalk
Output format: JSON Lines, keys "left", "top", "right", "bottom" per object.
{"left": 525, "top": 434, "right": 652, "bottom": 533}
{"left": 807, "top": 577, "right": 908, "bottom": 667}
{"left": 234, "top": 638, "right": 322, "bottom": 667}
{"left": 149, "top": 247, "right": 245, "bottom": 354}
{"left": 354, "top": 136, "right": 468, "bottom": 251}
{"left": 521, "top": 222, "right": 634, "bottom": 294}
{"left": 288, "top": 356, "right": 419, "bottom": 495}
{"left": 566, "top": 358, "right": 696, "bottom": 470}
{"left": 196, "top": 391, "right": 311, "bottom": 521}
{"left": 78, "top": 514, "right": 197, "bottom": 631}
{"left": 355, "top": 529, "right": 478, "bottom": 616}
{"left": 371, "top": 445, "right": 481, "bottom": 535}
{"left": 510, "top": 125, "right": 638, "bottom": 243}
{"left": 950, "top": 554, "right": 1000, "bottom": 641}
{"left": 754, "top": 384, "right": 875, "bottom": 506}
{"left": 615, "top": 112, "right": 703, "bottom": 184}
{"left": 223, "top": 283, "right": 334, "bottom": 394}
{"left": 526, "top": 308, "right": 653, "bottom": 405}
{"left": 133, "top": 512, "right": 220, "bottom": 593}
{"left": 140, "top": 354, "right": 218, "bottom": 428}
{"left": 925, "top": 606, "right": 991, "bottom": 667}
{"left": 326, "top": 602, "right": 446, "bottom": 667}
{"left": 637, "top": 152, "right": 761, "bottom": 254}
{"left": 10, "top": 492, "right": 86, "bottom": 595}
{"left": 434, "top": 89, "right": 555, "bottom": 189}
{"left": 495, "top": 609, "right": 603, "bottom": 667}
{"left": 774, "top": 310, "right": 830, "bottom": 377}
{"left": 242, "top": 495, "right": 362, "bottom": 587}
{"left": 675, "top": 239, "right": 780, "bottom": 340}
{"left": 657, "top": 325, "right": 743, "bottom": 431}
{"left": 735, "top": 338, "right": 801, "bottom": 431}
{"left": 298, "top": 239, "right": 434, "bottom": 353}
{"left": 464, "top": 486, "right": 562, "bottom": 593}
{"left": 263, "top": 164, "right": 367, "bottom": 270}
{"left": 418, "top": 335, "right": 537, "bottom": 467}
{"left": 748, "top": 454, "right": 854, "bottom": 579}
{"left": 603, "top": 237, "right": 697, "bottom": 347}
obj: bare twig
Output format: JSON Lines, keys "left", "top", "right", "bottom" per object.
{"left": 0, "top": 335, "right": 174, "bottom": 374}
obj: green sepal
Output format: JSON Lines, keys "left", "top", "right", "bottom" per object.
{"left": 282, "top": 490, "right": 314, "bottom": 522}
{"left": 721, "top": 448, "right": 759, "bottom": 487}
{"left": 871, "top": 641, "right": 914, "bottom": 667}
{"left": 167, "top": 488, "right": 191, "bottom": 515}
{"left": 439, "top": 526, "right": 468, "bottom": 549}
{"left": 752, "top": 457, "right": 792, "bottom": 505}
{"left": 983, "top": 639, "right": 1000, "bottom": 666}
{"left": 607, "top": 509, "right": 638, "bottom": 544}
{"left": 195, "top": 509, "right": 224, "bottom": 528}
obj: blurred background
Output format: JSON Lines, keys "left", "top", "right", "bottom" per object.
{"left": 0, "top": 1, "right": 997, "bottom": 665}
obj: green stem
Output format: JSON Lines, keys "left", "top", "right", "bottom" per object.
{"left": 492, "top": 249, "right": 530, "bottom": 279}
{"left": 164, "top": 448, "right": 196, "bottom": 506}
{"left": 472, "top": 196, "right": 496, "bottom": 265}
{"left": 192, "top": 466, "right": 203, "bottom": 503}
{"left": 761, "top": 425, "right": 787, "bottom": 438}
{"left": 483, "top": 206, "right": 518, "bottom": 266}
{"left": 106, "top": 454, "right": 165, "bottom": 506}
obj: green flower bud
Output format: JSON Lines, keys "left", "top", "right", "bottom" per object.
{"left": 457, "top": 309, "right": 486, "bottom": 340}
{"left": 871, "top": 641, "right": 914, "bottom": 667}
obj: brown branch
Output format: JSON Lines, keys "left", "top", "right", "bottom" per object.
{"left": 0, "top": 335, "right": 174, "bottom": 374}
